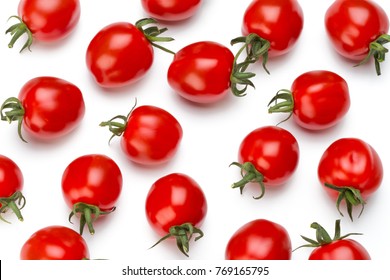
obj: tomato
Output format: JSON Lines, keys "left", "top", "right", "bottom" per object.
{"left": 268, "top": 70, "right": 350, "bottom": 130}
{"left": 61, "top": 154, "right": 123, "bottom": 235}
{"left": 242, "top": 0, "right": 304, "bottom": 57}
{"left": 231, "top": 126, "right": 299, "bottom": 199}
{"left": 318, "top": 138, "right": 383, "bottom": 220}
{"left": 100, "top": 104, "right": 183, "bottom": 165}
{"left": 1, "top": 77, "right": 85, "bottom": 142}
{"left": 20, "top": 225, "right": 90, "bottom": 260}
{"left": 0, "top": 155, "right": 25, "bottom": 222}
{"left": 225, "top": 219, "right": 292, "bottom": 260}
{"left": 141, "top": 0, "right": 202, "bottom": 21}
{"left": 325, "top": 0, "right": 390, "bottom": 75}
{"left": 297, "top": 220, "right": 371, "bottom": 260}
{"left": 145, "top": 173, "right": 207, "bottom": 257}
{"left": 6, "top": 0, "right": 80, "bottom": 52}
{"left": 86, "top": 19, "right": 174, "bottom": 88}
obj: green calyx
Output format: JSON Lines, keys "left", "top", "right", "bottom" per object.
{"left": 6, "top": 16, "right": 33, "bottom": 53}
{"left": 135, "top": 18, "right": 175, "bottom": 55}
{"left": 0, "top": 191, "right": 26, "bottom": 223}
{"left": 0, "top": 97, "right": 27, "bottom": 143}
{"left": 355, "top": 34, "right": 390, "bottom": 76}
{"left": 230, "top": 33, "right": 271, "bottom": 97}
{"left": 267, "top": 89, "right": 294, "bottom": 125}
{"left": 325, "top": 183, "right": 366, "bottom": 221}
{"left": 230, "top": 161, "right": 265, "bottom": 199}
{"left": 68, "top": 202, "right": 116, "bottom": 235}
{"left": 150, "top": 223, "right": 204, "bottom": 257}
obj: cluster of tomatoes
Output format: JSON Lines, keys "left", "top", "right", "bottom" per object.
{"left": 0, "top": 0, "right": 388, "bottom": 261}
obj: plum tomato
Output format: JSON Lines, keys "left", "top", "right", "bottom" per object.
{"left": 141, "top": 0, "right": 202, "bottom": 21}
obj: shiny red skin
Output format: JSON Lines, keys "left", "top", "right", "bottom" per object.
{"left": 325, "top": 0, "right": 389, "bottom": 60}
{"left": 20, "top": 225, "right": 90, "bottom": 260}
{"left": 86, "top": 22, "right": 153, "bottom": 88}
{"left": 121, "top": 106, "right": 183, "bottom": 165}
{"left": 290, "top": 70, "right": 350, "bottom": 130}
{"left": 61, "top": 154, "right": 122, "bottom": 211}
{"left": 318, "top": 138, "right": 383, "bottom": 200}
{"left": 145, "top": 173, "right": 207, "bottom": 236}
{"left": 225, "top": 219, "right": 292, "bottom": 260}
{"left": 167, "top": 41, "right": 235, "bottom": 104}
{"left": 0, "top": 155, "right": 24, "bottom": 207}
{"left": 18, "top": 0, "right": 80, "bottom": 42}
{"left": 19, "top": 76, "right": 85, "bottom": 141}
{"left": 238, "top": 126, "right": 299, "bottom": 186}
{"left": 242, "top": 0, "right": 304, "bottom": 57}
{"left": 309, "top": 239, "right": 371, "bottom": 260}
{"left": 141, "top": 0, "right": 202, "bottom": 21}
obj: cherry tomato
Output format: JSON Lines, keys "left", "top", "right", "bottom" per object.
{"left": 100, "top": 104, "right": 183, "bottom": 166}
{"left": 225, "top": 219, "right": 292, "bottom": 260}
{"left": 242, "top": 0, "right": 304, "bottom": 57}
{"left": 318, "top": 138, "right": 383, "bottom": 220}
{"left": 0, "top": 76, "right": 85, "bottom": 142}
{"left": 145, "top": 173, "right": 207, "bottom": 256}
{"left": 86, "top": 19, "right": 173, "bottom": 88}
{"left": 7, "top": 0, "right": 81, "bottom": 52}
{"left": 0, "top": 155, "right": 25, "bottom": 222}
{"left": 325, "top": 0, "right": 390, "bottom": 75}
{"left": 268, "top": 70, "right": 350, "bottom": 130}
{"left": 20, "top": 225, "right": 90, "bottom": 260}
{"left": 231, "top": 126, "right": 299, "bottom": 199}
{"left": 141, "top": 0, "right": 202, "bottom": 21}
{"left": 61, "top": 154, "right": 123, "bottom": 235}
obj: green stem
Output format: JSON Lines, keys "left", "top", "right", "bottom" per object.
{"left": 1, "top": 97, "right": 27, "bottom": 142}
{"left": 230, "top": 162, "right": 266, "bottom": 199}
{"left": 6, "top": 16, "right": 33, "bottom": 52}
{"left": 0, "top": 191, "right": 26, "bottom": 223}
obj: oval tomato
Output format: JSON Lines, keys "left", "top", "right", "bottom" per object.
{"left": 225, "top": 219, "right": 292, "bottom": 260}
{"left": 231, "top": 126, "right": 299, "bottom": 198}
{"left": 318, "top": 138, "right": 383, "bottom": 220}
{"left": 0, "top": 155, "right": 25, "bottom": 222}
{"left": 0, "top": 76, "right": 85, "bottom": 142}
{"left": 7, "top": 0, "right": 80, "bottom": 51}
{"left": 141, "top": 0, "right": 202, "bottom": 21}
{"left": 145, "top": 173, "right": 207, "bottom": 257}
{"left": 20, "top": 225, "right": 90, "bottom": 260}
{"left": 61, "top": 154, "right": 123, "bottom": 235}
{"left": 242, "top": 0, "right": 304, "bottom": 57}
{"left": 268, "top": 70, "right": 350, "bottom": 130}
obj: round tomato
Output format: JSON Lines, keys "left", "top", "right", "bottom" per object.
{"left": 145, "top": 173, "right": 207, "bottom": 257}
{"left": 231, "top": 126, "right": 299, "bottom": 199}
{"left": 0, "top": 76, "right": 85, "bottom": 142}
{"left": 20, "top": 225, "right": 90, "bottom": 260}
{"left": 325, "top": 0, "right": 390, "bottom": 75}
{"left": 141, "top": 0, "right": 202, "bottom": 21}
{"left": 225, "top": 219, "right": 292, "bottom": 260}
{"left": 100, "top": 104, "right": 183, "bottom": 165}
{"left": 0, "top": 155, "right": 25, "bottom": 222}
{"left": 318, "top": 138, "right": 383, "bottom": 220}
{"left": 268, "top": 70, "right": 350, "bottom": 130}
{"left": 61, "top": 154, "right": 123, "bottom": 235}
{"left": 242, "top": 0, "right": 304, "bottom": 57}
{"left": 7, "top": 0, "right": 80, "bottom": 52}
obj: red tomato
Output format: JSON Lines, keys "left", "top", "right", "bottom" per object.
{"left": 141, "top": 0, "right": 202, "bottom": 21}
{"left": 0, "top": 76, "right": 85, "bottom": 142}
{"left": 242, "top": 0, "right": 304, "bottom": 57}
{"left": 318, "top": 138, "right": 383, "bottom": 220}
{"left": 325, "top": 0, "right": 390, "bottom": 75}
{"left": 225, "top": 219, "right": 292, "bottom": 260}
{"left": 61, "top": 154, "right": 123, "bottom": 235}
{"left": 231, "top": 126, "right": 299, "bottom": 198}
{"left": 0, "top": 155, "right": 25, "bottom": 222}
{"left": 268, "top": 70, "right": 350, "bottom": 130}
{"left": 100, "top": 105, "right": 183, "bottom": 165}
{"left": 145, "top": 173, "right": 207, "bottom": 256}
{"left": 7, "top": 0, "right": 80, "bottom": 51}
{"left": 167, "top": 41, "right": 235, "bottom": 103}
{"left": 20, "top": 225, "right": 90, "bottom": 260}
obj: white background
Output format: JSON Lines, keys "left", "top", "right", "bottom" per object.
{"left": 1, "top": 0, "right": 389, "bottom": 277}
